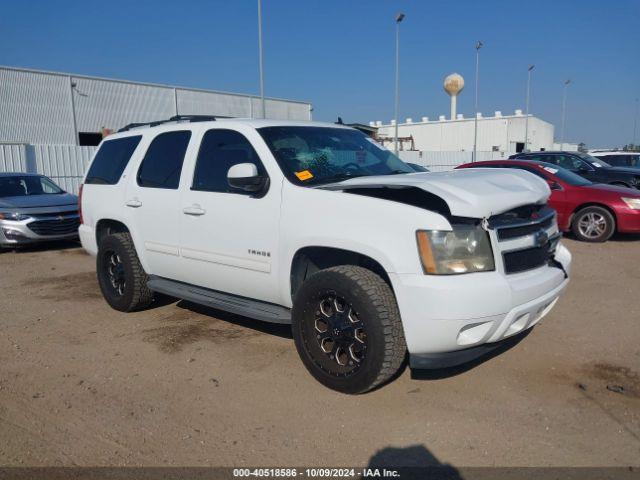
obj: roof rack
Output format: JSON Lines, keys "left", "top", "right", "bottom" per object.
{"left": 118, "top": 114, "right": 225, "bottom": 132}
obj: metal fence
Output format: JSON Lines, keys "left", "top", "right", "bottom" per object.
{"left": 0, "top": 143, "right": 96, "bottom": 194}
{"left": 398, "top": 150, "right": 508, "bottom": 171}
{"left": 1, "top": 143, "right": 509, "bottom": 194}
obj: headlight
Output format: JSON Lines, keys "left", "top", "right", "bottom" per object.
{"left": 416, "top": 224, "right": 495, "bottom": 275}
{"left": 0, "top": 212, "right": 30, "bottom": 221}
{"left": 622, "top": 197, "right": 640, "bottom": 210}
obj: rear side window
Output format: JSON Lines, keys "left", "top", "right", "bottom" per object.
{"left": 192, "top": 129, "right": 266, "bottom": 193}
{"left": 85, "top": 136, "right": 141, "bottom": 185}
{"left": 137, "top": 131, "right": 191, "bottom": 189}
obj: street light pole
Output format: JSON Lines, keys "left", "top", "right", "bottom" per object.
{"left": 633, "top": 97, "right": 639, "bottom": 147}
{"left": 560, "top": 79, "right": 571, "bottom": 150}
{"left": 524, "top": 64, "right": 535, "bottom": 152}
{"left": 472, "top": 41, "right": 483, "bottom": 162}
{"left": 393, "top": 12, "right": 405, "bottom": 156}
{"left": 257, "top": 0, "right": 266, "bottom": 119}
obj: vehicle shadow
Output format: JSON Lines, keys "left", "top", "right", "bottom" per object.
{"left": 410, "top": 329, "right": 531, "bottom": 381}
{"left": 609, "top": 232, "right": 640, "bottom": 242}
{"left": 163, "top": 299, "right": 530, "bottom": 379}
{"left": 174, "top": 299, "right": 293, "bottom": 340}
{"left": 367, "top": 444, "right": 462, "bottom": 479}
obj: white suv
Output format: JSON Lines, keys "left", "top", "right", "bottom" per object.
{"left": 79, "top": 115, "right": 571, "bottom": 393}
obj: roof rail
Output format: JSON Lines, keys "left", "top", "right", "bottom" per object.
{"left": 118, "top": 114, "right": 225, "bottom": 133}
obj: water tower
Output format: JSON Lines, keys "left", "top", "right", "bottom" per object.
{"left": 444, "top": 73, "right": 465, "bottom": 120}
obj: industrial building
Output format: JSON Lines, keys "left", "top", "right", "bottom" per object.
{"left": 0, "top": 65, "right": 312, "bottom": 146}
{"left": 371, "top": 72, "right": 570, "bottom": 155}
{"left": 372, "top": 110, "right": 555, "bottom": 154}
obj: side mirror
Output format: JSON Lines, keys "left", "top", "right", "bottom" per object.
{"left": 549, "top": 181, "right": 563, "bottom": 191}
{"left": 577, "top": 164, "right": 592, "bottom": 172}
{"left": 227, "top": 163, "right": 267, "bottom": 193}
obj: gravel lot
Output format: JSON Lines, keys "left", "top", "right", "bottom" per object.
{"left": 0, "top": 237, "right": 638, "bottom": 468}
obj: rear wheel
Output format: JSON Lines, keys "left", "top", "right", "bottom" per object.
{"left": 571, "top": 206, "right": 615, "bottom": 242}
{"left": 292, "top": 265, "right": 406, "bottom": 394}
{"left": 97, "top": 232, "right": 153, "bottom": 311}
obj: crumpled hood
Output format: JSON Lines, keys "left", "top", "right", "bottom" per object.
{"left": 0, "top": 193, "right": 78, "bottom": 211}
{"left": 321, "top": 169, "right": 550, "bottom": 218}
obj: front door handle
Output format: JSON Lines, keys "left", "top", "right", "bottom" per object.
{"left": 126, "top": 198, "right": 142, "bottom": 208}
{"left": 183, "top": 205, "right": 206, "bottom": 216}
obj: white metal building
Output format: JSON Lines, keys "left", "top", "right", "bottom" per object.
{"left": 0, "top": 66, "right": 312, "bottom": 146}
{"left": 372, "top": 110, "right": 555, "bottom": 155}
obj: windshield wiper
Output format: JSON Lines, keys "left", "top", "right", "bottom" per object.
{"left": 316, "top": 172, "right": 367, "bottom": 185}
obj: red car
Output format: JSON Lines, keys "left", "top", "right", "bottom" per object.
{"left": 456, "top": 159, "right": 640, "bottom": 242}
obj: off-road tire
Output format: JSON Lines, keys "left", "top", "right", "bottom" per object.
{"left": 97, "top": 232, "right": 153, "bottom": 312}
{"left": 571, "top": 206, "right": 615, "bottom": 243}
{"left": 292, "top": 265, "right": 406, "bottom": 394}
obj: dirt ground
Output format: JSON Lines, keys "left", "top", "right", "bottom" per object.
{"left": 0, "top": 237, "right": 639, "bottom": 468}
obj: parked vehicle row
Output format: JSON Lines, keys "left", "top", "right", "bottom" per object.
{"left": 457, "top": 160, "right": 640, "bottom": 242}
{"left": 77, "top": 116, "right": 571, "bottom": 393}
{"left": 509, "top": 151, "right": 640, "bottom": 188}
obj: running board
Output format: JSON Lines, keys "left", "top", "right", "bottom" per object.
{"left": 147, "top": 276, "right": 292, "bottom": 324}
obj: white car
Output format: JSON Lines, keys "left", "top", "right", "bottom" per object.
{"left": 79, "top": 115, "right": 571, "bottom": 393}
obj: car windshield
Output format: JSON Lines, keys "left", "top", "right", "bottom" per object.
{"left": 577, "top": 153, "right": 612, "bottom": 168}
{"left": 0, "top": 175, "right": 63, "bottom": 197}
{"left": 535, "top": 164, "right": 592, "bottom": 186}
{"left": 258, "top": 126, "right": 415, "bottom": 186}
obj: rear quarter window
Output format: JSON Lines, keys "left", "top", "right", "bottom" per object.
{"left": 85, "top": 136, "right": 142, "bottom": 185}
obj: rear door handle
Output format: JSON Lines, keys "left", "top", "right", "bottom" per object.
{"left": 183, "top": 205, "right": 206, "bottom": 216}
{"left": 126, "top": 199, "right": 142, "bottom": 208}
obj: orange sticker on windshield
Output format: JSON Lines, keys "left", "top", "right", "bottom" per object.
{"left": 295, "top": 170, "right": 314, "bottom": 181}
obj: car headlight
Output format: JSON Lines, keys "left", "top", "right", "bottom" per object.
{"left": 621, "top": 197, "right": 640, "bottom": 210}
{"left": 0, "top": 212, "right": 30, "bottom": 221}
{"left": 416, "top": 224, "right": 495, "bottom": 275}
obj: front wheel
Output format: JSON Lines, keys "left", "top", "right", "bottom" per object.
{"left": 292, "top": 265, "right": 406, "bottom": 394}
{"left": 571, "top": 206, "right": 615, "bottom": 242}
{"left": 97, "top": 232, "right": 153, "bottom": 312}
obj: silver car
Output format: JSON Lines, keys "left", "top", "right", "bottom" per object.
{"left": 0, "top": 172, "right": 79, "bottom": 248}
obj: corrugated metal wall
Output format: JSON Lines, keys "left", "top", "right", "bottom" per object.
{"left": 31, "top": 145, "right": 96, "bottom": 194}
{"left": 0, "top": 144, "right": 28, "bottom": 172}
{"left": 74, "top": 78, "right": 176, "bottom": 134}
{"left": 0, "top": 66, "right": 312, "bottom": 145}
{"left": 0, "top": 68, "right": 77, "bottom": 144}
{"left": 0, "top": 143, "right": 95, "bottom": 194}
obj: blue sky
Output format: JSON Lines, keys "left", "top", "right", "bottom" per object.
{"left": 1, "top": 0, "right": 639, "bottom": 147}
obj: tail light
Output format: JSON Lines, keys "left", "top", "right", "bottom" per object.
{"left": 78, "top": 184, "right": 84, "bottom": 225}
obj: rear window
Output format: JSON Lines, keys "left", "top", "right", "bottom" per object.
{"left": 137, "top": 131, "right": 191, "bottom": 189}
{"left": 85, "top": 136, "right": 142, "bottom": 185}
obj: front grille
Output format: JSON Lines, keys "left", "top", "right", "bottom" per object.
{"left": 28, "top": 209, "right": 77, "bottom": 218}
{"left": 497, "top": 216, "right": 554, "bottom": 240}
{"left": 27, "top": 217, "right": 80, "bottom": 236}
{"left": 503, "top": 245, "right": 551, "bottom": 274}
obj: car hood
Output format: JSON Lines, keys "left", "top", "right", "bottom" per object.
{"left": 0, "top": 193, "right": 78, "bottom": 211}
{"left": 319, "top": 169, "right": 550, "bottom": 218}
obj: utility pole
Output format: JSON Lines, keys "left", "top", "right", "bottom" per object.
{"left": 560, "top": 79, "right": 571, "bottom": 150}
{"left": 633, "top": 97, "right": 639, "bottom": 147}
{"left": 258, "top": 0, "right": 266, "bottom": 118}
{"left": 472, "top": 41, "right": 483, "bottom": 162}
{"left": 524, "top": 64, "right": 535, "bottom": 152}
{"left": 393, "top": 12, "right": 405, "bottom": 155}
{"left": 69, "top": 77, "right": 79, "bottom": 146}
